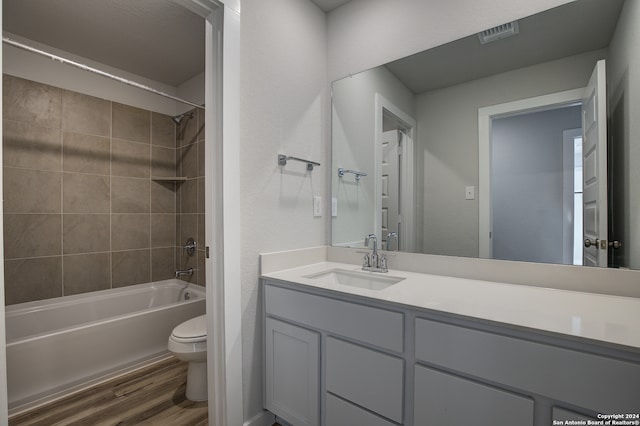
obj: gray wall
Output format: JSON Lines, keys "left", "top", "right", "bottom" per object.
{"left": 239, "top": 0, "right": 328, "bottom": 421}
{"left": 491, "top": 106, "right": 581, "bottom": 264}
{"left": 415, "top": 49, "right": 605, "bottom": 258}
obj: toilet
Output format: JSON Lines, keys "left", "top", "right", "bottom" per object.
{"left": 168, "top": 314, "right": 208, "bottom": 401}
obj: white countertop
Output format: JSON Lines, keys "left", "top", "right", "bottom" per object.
{"left": 262, "top": 261, "right": 640, "bottom": 350}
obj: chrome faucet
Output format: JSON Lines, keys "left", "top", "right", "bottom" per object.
{"left": 361, "top": 233, "right": 388, "bottom": 272}
{"left": 175, "top": 268, "right": 194, "bottom": 278}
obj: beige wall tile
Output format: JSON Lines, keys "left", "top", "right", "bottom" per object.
{"left": 112, "top": 249, "right": 151, "bottom": 287}
{"left": 196, "top": 249, "right": 206, "bottom": 287}
{"left": 63, "top": 214, "right": 110, "bottom": 254}
{"left": 4, "top": 257, "right": 63, "bottom": 305}
{"left": 63, "top": 253, "right": 111, "bottom": 295}
{"left": 179, "top": 178, "right": 197, "bottom": 214}
{"left": 63, "top": 173, "right": 110, "bottom": 213}
{"left": 3, "top": 120, "right": 62, "bottom": 171}
{"left": 177, "top": 143, "right": 197, "bottom": 178}
{"left": 152, "top": 146, "right": 177, "bottom": 178}
{"left": 151, "top": 112, "right": 176, "bottom": 148}
{"left": 63, "top": 132, "right": 110, "bottom": 175}
{"left": 112, "top": 103, "right": 150, "bottom": 143}
{"left": 3, "top": 168, "right": 61, "bottom": 213}
{"left": 197, "top": 108, "right": 206, "bottom": 142}
{"left": 197, "top": 213, "right": 205, "bottom": 249}
{"left": 62, "top": 90, "right": 110, "bottom": 137}
{"left": 111, "top": 139, "right": 151, "bottom": 178}
{"left": 197, "top": 141, "right": 205, "bottom": 178}
{"left": 111, "top": 176, "right": 150, "bottom": 213}
{"left": 152, "top": 247, "right": 176, "bottom": 282}
{"left": 3, "top": 75, "right": 62, "bottom": 128}
{"left": 197, "top": 177, "right": 205, "bottom": 214}
{"left": 111, "top": 214, "right": 150, "bottom": 250}
{"left": 151, "top": 181, "right": 177, "bottom": 213}
{"left": 4, "top": 214, "right": 62, "bottom": 259}
{"left": 151, "top": 214, "right": 176, "bottom": 248}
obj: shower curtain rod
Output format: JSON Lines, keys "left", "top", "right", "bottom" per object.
{"left": 2, "top": 37, "right": 205, "bottom": 111}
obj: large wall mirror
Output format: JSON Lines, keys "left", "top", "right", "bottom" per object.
{"left": 331, "top": 0, "right": 640, "bottom": 270}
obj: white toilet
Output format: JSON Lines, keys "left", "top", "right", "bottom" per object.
{"left": 168, "top": 314, "right": 208, "bottom": 401}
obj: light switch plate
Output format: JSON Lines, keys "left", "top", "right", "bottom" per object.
{"left": 465, "top": 186, "right": 475, "bottom": 200}
{"left": 313, "top": 196, "right": 322, "bottom": 217}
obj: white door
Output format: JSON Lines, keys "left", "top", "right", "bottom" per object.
{"left": 381, "top": 130, "right": 401, "bottom": 250}
{"left": 582, "top": 60, "right": 608, "bottom": 267}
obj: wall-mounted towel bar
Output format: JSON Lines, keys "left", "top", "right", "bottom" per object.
{"left": 278, "top": 154, "right": 321, "bottom": 171}
{"left": 338, "top": 168, "right": 367, "bottom": 181}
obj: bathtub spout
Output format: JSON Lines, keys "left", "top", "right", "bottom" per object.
{"left": 175, "top": 268, "right": 194, "bottom": 278}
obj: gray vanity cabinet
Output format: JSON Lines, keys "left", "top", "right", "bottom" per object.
{"left": 263, "top": 279, "right": 640, "bottom": 426}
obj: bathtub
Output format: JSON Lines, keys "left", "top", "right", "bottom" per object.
{"left": 5, "top": 279, "right": 206, "bottom": 412}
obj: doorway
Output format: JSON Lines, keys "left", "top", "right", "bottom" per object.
{"left": 490, "top": 106, "right": 582, "bottom": 264}
{"left": 478, "top": 88, "right": 585, "bottom": 261}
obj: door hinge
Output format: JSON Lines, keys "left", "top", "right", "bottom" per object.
{"left": 205, "top": 246, "right": 210, "bottom": 259}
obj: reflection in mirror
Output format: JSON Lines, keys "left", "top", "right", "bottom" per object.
{"left": 331, "top": 0, "right": 640, "bottom": 269}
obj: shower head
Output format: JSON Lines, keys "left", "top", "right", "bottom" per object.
{"left": 172, "top": 111, "right": 194, "bottom": 125}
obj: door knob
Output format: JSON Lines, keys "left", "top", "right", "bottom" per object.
{"left": 584, "top": 238, "right": 598, "bottom": 248}
{"left": 608, "top": 240, "right": 622, "bottom": 249}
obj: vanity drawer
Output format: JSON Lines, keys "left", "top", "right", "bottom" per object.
{"left": 264, "top": 284, "right": 403, "bottom": 352}
{"left": 414, "top": 364, "right": 533, "bottom": 426}
{"left": 326, "top": 393, "right": 397, "bottom": 426}
{"left": 326, "top": 337, "right": 404, "bottom": 423}
{"left": 414, "top": 318, "right": 640, "bottom": 412}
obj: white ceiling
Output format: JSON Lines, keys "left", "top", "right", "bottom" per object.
{"left": 3, "top": 0, "right": 205, "bottom": 87}
{"left": 384, "top": 0, "right": 625, "bottom": 93}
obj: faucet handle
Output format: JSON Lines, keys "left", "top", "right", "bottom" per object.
{"left": 364, "top": 233, "right": 376, "bottom": 247}
{"left": 387, "top": 232, "right": 399, "bottom": 251}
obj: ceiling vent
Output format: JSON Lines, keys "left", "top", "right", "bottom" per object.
{"left": 478, "top": 21, "right": 519, "bottom": 45}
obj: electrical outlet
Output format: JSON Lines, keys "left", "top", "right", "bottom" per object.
{"left": 465, "top": 186, "right": 475, "bottom": 200}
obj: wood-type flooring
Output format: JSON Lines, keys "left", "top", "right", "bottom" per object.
{"left": 9, "top": 357, "right": 208, "bottom": 426}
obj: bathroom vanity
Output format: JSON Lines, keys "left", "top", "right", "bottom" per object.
{"left": 261, "top": 252, "right": 640, "bottom": 426}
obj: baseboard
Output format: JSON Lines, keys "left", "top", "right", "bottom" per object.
{"left": 244, "top": 410, "right": 275, "bottom": 426}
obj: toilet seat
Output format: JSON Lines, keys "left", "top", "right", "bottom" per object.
{"left": 171, "top": 314, "right": 206, "bottom": 343}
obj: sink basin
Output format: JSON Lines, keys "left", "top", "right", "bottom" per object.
{"left": 304, "top": 269, "right": 405, "bottom": 291}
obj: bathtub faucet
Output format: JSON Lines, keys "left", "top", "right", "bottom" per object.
{"left": 175, "top": 268, "right": 194, "bottom": 278}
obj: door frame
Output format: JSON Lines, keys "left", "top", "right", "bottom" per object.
{"left": 374, "top": 93, "right": 417, "bottom": 252}
{"left": 477, "top": 88, "right": 584, "bottom": 259}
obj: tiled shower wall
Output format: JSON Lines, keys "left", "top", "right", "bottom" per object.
{"left": 176, "top": 107, "right": 206, "bottom": 288}
{"left": 2, "top": 74, "right": 205, "bottom": 305}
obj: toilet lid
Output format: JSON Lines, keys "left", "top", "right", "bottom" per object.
{"left": 172, "top": 314, "right": 207, "bottom": 342}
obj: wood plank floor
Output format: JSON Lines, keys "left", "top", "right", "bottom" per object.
{"left": 9, "top": 358, "right": 208, "bottom": 426}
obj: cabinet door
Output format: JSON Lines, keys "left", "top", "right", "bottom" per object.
{"left": 414, "top": 365, "right": 534, "bottom": 426}
{"left": 265, "top": 318, "right": 319, "bottom": 426}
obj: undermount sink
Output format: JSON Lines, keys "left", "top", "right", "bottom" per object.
{"left": 304, "top": 269, "right": 405, "bottom": 291}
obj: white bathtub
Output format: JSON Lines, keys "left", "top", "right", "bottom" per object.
{"left": 5, "top": 279, "right": 206, "bottom": 412}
